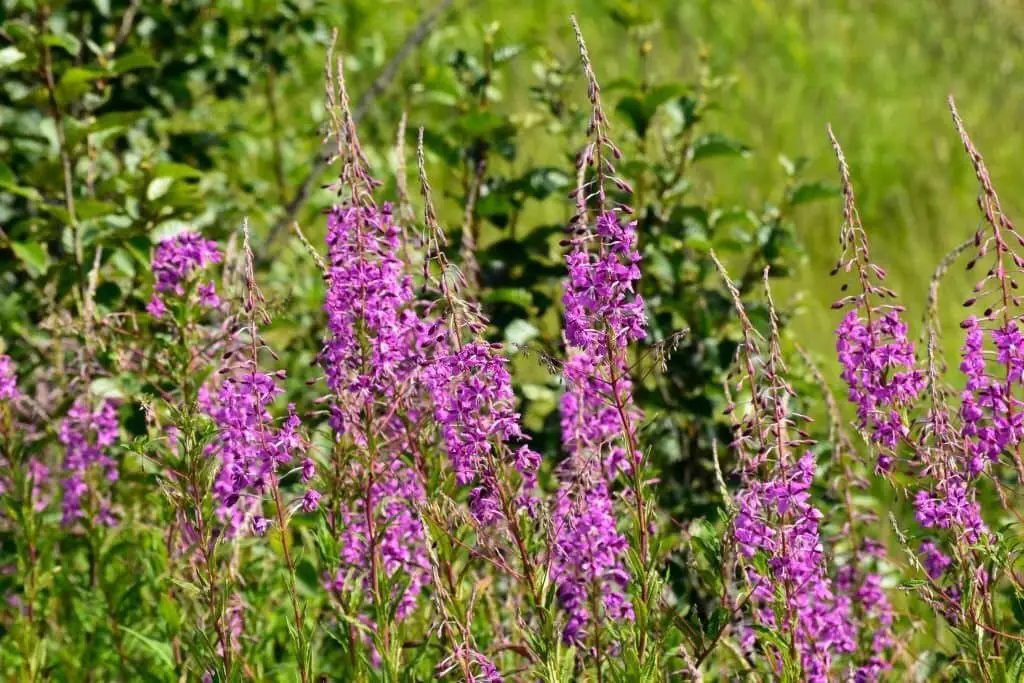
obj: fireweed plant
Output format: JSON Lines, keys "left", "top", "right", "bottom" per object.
{"left": 9, "top": 13, "right": 1024, "bottom": 682}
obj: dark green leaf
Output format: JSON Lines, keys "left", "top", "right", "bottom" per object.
{"left": 43, "top": 32, "right": 81, "bottom": 56}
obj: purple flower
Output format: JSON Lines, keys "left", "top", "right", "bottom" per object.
{"left": 958, "top": 316, "right": 1024, "bottom": 475}
{"left": 835, "top": 309, "right": 925, "bottom": 470}
{"left": 58, "top": 398, "right": 120, "bottom": 526}
{"left": 550, "top": 482, "right": 633, "bottom": 645}
{"left": 146, "top": 295, "right": 167, "bottom": 319}
{"left": 327, "top": 459, "right": 430, "bottom": 622}
{"left": 913, "top": 475, "right": 988, "bottom": 543}
{"left": 319, "top": 202, "right": 443, "bottom": 623}
{"left": 424, "top": 343, "right": 539, "bottom": 522}
{"left": 197, "top": 281, "right": 220, "bottom": 309}
{"left": 919, "top": 541, "right": 952, "bottom": 580}
{"left": 300, "top": 458, "right": 316, "bottom": 483}
{"left": 149, "top": 230, "right": 221, "bottom": 315}
{"left": 0, "top": 355, "right": 19, "bottom": 402}
{"left": 252, "top": 515, "right": 269, "bottom": 536}
{"left": 205, "top": 374, "right": 314, "bottom": 537}
{"left": 553, "top": 209, "right": 647, "bottom": 644}
{"left": 320, "top": 204, "right": 440, "bottom": 441}
{"left": 301, "top": 489, "right": 321, "bottom": 512}
{"left": 734, "top": 453, "right": 857, "bottom": 680}
{"left": 560, "top": 353, "right": 638, "bottom": 479}
{"left": 563, "top": 212, "right": 646, "bottom": 357}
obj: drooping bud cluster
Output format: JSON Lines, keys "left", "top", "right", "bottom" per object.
{"left": 828, "top": 128, "right": 925, "bottom": 472}
{"left": 58, "top": 398, "right": 120, "bottom": 526}
{"left": 148, "top": 230, "right": 222, "bottom": 318}
{"left": 949, "top": 99, "right": 1024, "bottom": 487}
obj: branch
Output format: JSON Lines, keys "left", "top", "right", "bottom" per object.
{"left": 264, "top": 0, "right": 458, "bottom": 249}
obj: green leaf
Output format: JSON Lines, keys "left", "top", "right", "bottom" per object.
{"left": 119, "top": 626, "right": 175, "bottom": 670}
{"left": 43, "top": 32, "right": 81, "bottom": 56}
{"left": 146, "top": 177, "right": 174, "bottom": 201}
{"left": 458, "top": 111, "right": 506, "bottom": 136}
{"left": 705, "top": 606, "right": 729, "bottom": 640}
{"left": 11, "top": 242, "right": 50, "bottom": 277}
{"left": 1010, "top": 590, "right": 1024, "bottom": 627}
{"left": 60, "top": 67, "right": 108, "bottom": 85}
{"left": 615, "top": 86, "right": 684, "bottom": 139}
{"left": 150, "top": 162, "right": 203, "bottom": 180}
{"left": 0, "top": 46, "right": 26, "bottom": 70}
{"left": 787, "top": 181, "right": 840, "bottom": 207}
{"left": 691, "top": 133, "right": 751, "bottom": 162}
{"left": 111, "top": 52, "right": 157, "bottom": 74}
{"left": 616, "top": 96, "right": 649, "bottom": 138}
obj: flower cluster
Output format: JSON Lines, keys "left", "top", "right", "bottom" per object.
{"left": 319, "top": 200, "right": 441, "bottom": 626}
{"left": 0, "top": 355, "right": 19, "bottom": 403}
{"left": 321, "top": 204, "right": 435, "bottom": 439}
{"left": 148, "top": 230, "right": 222, "bottom": 318}
{"left": 58, "top": 398, "right": 120, "bottom": 526}
{"left": 425, "top": 343, "right": 539, "bottom": 523}
{"left": 837, "top": 547, "right": 894, "bottom": 683}
{"left": 563, "top": 211, "right": 646, "bottom": 357}
{"left": 919, "top": 541, "right": 953, "bottom": 580}
{"left": 835, "top": 309, "right": 925, "bottom": 471}
{"left": 958, "top": 316, "right": 1024, "bottom": 475}
{"left": 326, "top": 459, "right": 430, "bottom": 622}
{"left": 551, "top": 210, "right": 645, "bottom": 645}
{"left": 550, "top": 482, "right": 633, "bottom": 645}
{"left": 734, "top": 453, "right": 856, "bottom": 681}
{"left": 912, "top": 474, "right": 988, "bottom": 543}
{"left": 205, "top": 371, "right": 313, "bottom": 537}
{"left": 560, "top": 353, "right": 638, "bottom": 479}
